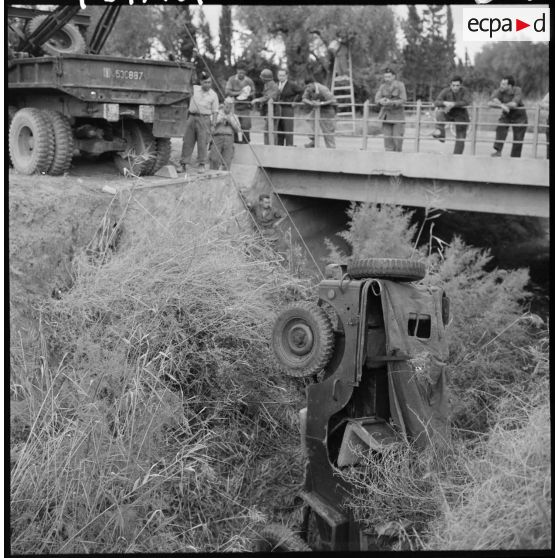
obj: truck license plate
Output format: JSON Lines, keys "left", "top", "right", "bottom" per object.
{"left": 139, "top": 105, "right": 154, "bottom": 123}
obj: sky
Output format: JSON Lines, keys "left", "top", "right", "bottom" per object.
{"left": 197, "top": 4, "right": 492, "bottom": 62}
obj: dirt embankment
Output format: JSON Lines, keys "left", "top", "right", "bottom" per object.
{"left": 9, "top": 165, "right": 243, "bottom": 360}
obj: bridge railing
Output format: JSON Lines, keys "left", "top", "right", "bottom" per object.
{"left": 247, "top": 100, "right": 549, "bottom": 158}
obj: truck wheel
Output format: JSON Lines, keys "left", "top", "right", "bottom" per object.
{"left": 9, "top": 108, "right": 54, "bottom": 175}
{"left": 254, "top": 524, "right": 311, "bottom": 552}
{"left": 113, "top": 120, "right": 156, "bottom": 176}
{"left": 8, "top": 106, "right": 18, "bottom": 168}
{"left": 148, "top": 137, "right": 172, "bottom": 174}
{"left": 43, "top": 110, "right": 74, "bottom": 175}
{"left": 272, "top": 302, "right": 334, "bottom": 378}
{"left": 28, "top": 16, "right": 86, "bottom": 55}
{"left": 347, "top": 258, "right": 426, "bottom": 282}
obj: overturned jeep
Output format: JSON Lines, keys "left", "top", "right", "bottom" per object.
{"left": 255, "top": 258, "right": 451, "bottom": 551}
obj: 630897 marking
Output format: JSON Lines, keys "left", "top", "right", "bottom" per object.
{"left": 102, "top": 67, "right": 144, "bottom": 80}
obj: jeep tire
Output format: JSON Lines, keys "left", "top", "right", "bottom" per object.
{"left": 347, "top": 258, "right": 426, "bottom": 282}
{"left": 253, "top": 523, "right": 311, "bottom": 552}
{"left": 272, "top": 302, "right": 334, "bottom": 377}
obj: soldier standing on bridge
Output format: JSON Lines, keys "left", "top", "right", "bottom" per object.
{"left": 432, "top": 76, "right": 472, "bottom": 155}
{"left": 302, "top": 79, "right": 337, "bottom": 149}
{"left": 488, "top": 75, "right": 528, "bottom": 158}
{"left": 375, "top": 67, "right": 407, "bottom": 152}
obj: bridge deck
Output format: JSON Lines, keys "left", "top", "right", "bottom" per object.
{"left": 234, "top": 145, "right": 550, "bottom": 218}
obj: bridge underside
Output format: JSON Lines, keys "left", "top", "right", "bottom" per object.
{"left": 266, "top": 169, "right": 548, "bottom": 217}
{"left": 234, "top": 146, "right": 549, "bottom": 218}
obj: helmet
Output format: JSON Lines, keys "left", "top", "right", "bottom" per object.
{"left": 260, "top": 69, "right": 273, "bottom": 80}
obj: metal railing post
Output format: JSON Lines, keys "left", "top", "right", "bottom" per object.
{"left": 267, "top": 99, "right": 274, "bottom": 145}
{"left": 414, "top": 99, "right": 422, "bottom": 153}
{"left": 361, "top": 100, "right": 369, "bottom": 150}
{"left": 314, "top": 107, "right": 320, "bottom": 147}
{"left": 470, "top": 105, "right": 479, "bottom": 155}
{"left": 532, "top": 105, "right": 541, "bottom": 158}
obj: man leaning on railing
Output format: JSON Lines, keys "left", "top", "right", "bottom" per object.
{"left": 488, "top": 75, "right": 528, "bottom": 158}
{"left": 302, "top": 79, "right": 337, "bottom": 149}
{"left": 432, "top": 76, "right": 472, "bottom": 155}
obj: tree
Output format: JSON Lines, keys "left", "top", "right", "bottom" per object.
{"left": 235, "top": 5, "right": 399, "bottom": 101}
{"left": 473, "top": 42, "right": 549, "bottom": 99}
{"left": 197, "top": 8, "right": 215, "bottom": 59}
{"left": 219, "top": 5, "right": 232, "bottom": 67}
{"left": 402, "top": 6, "right": 425, "bottom": 101}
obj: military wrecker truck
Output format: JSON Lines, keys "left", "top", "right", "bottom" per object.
{"left": 255, "top": 258, "right": 451, "bottom": 551}
{"left": 8, "top": 5, "right": 193, "bottom": 176}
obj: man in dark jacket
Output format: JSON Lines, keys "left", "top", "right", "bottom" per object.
{"left": 488, "top": 75, "right": 528, "bottom": 158}
{"left": 275, "top": 69, "right": 303, "bottom": 146}
{"left": 432, "top": 76, "right": 472, "bottom": 155}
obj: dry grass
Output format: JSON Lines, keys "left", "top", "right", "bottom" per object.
{"left": 10, "top": 199, "right": 314, "bottom": 553}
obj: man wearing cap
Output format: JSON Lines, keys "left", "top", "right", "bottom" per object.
{"left": 209, "top": 97, "right": 241, "bottom": 170}
{"left": 252, "top": 69, "right": 279, "bottom": 145}
{"left": 302, "top": 79, "right": 337, "bottom": 148}
{"left": 225, "top": 65, "right": 256, "bottom": 143}
{"left": 179, "top": 73, "right": 219, "bottom": 172}
{"left": 374, "top": 67, "right": 407, "bottom": 152}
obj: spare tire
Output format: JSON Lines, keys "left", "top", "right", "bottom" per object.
{"left": 113, "top": 120, "right": 156, "bottom": 176}
{"left": 28, "top": 15, "right": 86, "bottom": 55}
{"left": 254, "top": 524, "right": 311, "bottom": 552}
{"left": 347, "top": 258, "right": 425, "bottom": 282}
{"left": 272, "top": 302, "right": 334, "bottom": 378}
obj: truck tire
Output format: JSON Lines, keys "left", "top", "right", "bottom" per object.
{"left": 347, "top": 258, "right": 426, "bottom": 282}
{"left": 9, "top": 108, "right": 54, "bottom": 175}
{"left": 113, "top": 120, "right": 157, "bottom": 176}
{"left": 43, "top": 110, "right": 74, "bottom": 175}
{"left": 28, "top": 16, "right": 86, "bottom": 55}
{"left": 148, "top": 137, "right": 172, "bottom": 174}
{"left": 8, "top": 106, "right": 18, "bottom": 168}
{"left": 254, "top": 524, "right": 311, "bottom": 552}
{"left": 272, "top": 302, "right": 334, "bottom": 378}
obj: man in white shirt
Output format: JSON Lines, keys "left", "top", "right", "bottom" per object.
{"left": 179, "top": 72, "right": 219, "bottom": 172}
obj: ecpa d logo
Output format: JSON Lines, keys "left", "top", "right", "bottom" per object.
{"left": 463, "top": 7, "right": 550, "bottom": 42}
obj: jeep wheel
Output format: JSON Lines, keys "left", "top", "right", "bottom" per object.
{"left": 28, "top": 16, "right": 86, "bottom": 55}
{"left": 43, "top": 110, "right": 74, "bottom": 175}
{"left": 347, "top": 258, "right": 426, "bottom": 282}
{"left": 9, "top": 108, "right": 54, "bottom": 175}
{"left": 272, "top": 302, "right": 334, "bottom": 377}
{"left": 113, "top": 120, "right": 156, "bottom": 176}
{"left": 253, "top": 524, "right": 311, "bottom": 552}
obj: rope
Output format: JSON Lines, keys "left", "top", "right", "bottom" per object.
{"left": 181, "top": 21, "right": 326, "bottom": 280}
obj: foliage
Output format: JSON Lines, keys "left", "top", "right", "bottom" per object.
{"left": 10, "top": 195, "right": 314, "bottom": 553}
{"left": 235, "top": 5, "right": 398, "bottom": 101}
{"left": 326, "top": 202, "right": 420, "bottom": 261}
{"left": 218, "top": 5, "right": 233, "bottom": 66}
{"left": 402, "top": 5, "right": 457, "bottom": 100}
{"left": 473, "top": 42, "right": 550, "bottom": 99}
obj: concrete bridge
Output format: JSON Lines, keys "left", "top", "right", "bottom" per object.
{"left": 233, "top": 144, "right": 550, "bottom": 218}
